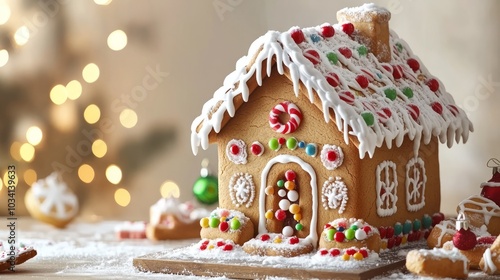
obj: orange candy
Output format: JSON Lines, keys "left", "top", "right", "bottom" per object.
{"left": 289, "top": 204, "right": 300, "bottom": 215}
{"left": 284, "top": 181, "right": 295, "bottom": 190}
{"left": 293, "top": 213, "right": 302, "bottom": 221}
{"left": 265, "top": 186, "right": 274, "bottom": 195}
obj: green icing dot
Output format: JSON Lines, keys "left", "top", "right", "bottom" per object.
{"left": 361, "top": 112, "right": 374, "bottom": 127}
{"left": 345, "top": 228, "right": 355, "bottom": 240}
{"left": 286, "top": 137, "right": 298, "bottom": 150}
{"left": 295, "top": 223, "right": 304, "bottom": 231}
{"left": 395, "top": 42, "right": 403, "bottom": 52}
{"left": 357, "top": 45, "right": 368, "bottom": 56}
{"left": 277, "top": 180, "right": 285, "bottom": 188}
{"left": 326, "top": 52, "right": 338, "bottom": 65}
{"left": 209, "top": 217, "right": 220, "bottom": 228}
{"left": 402, "top": 87, "right": 414, "bottom": 98}
{"left": 269, "top": 138, "right": 279, "bottom": 151}
{"left": 384, "top": 88, "right": 397, "bottom": 101}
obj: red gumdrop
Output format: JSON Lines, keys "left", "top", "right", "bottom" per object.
{"left": 453, "top": 228, "right": 477, "bottom": 251}
{"left": 223, "top": 244, "right": 233, "bottom": 251}
{"left": 346, "top": 248, "right": 357, "bottom": 256}
{"left": 260, "top": 234, "right": 270, "bottom": 241}
{"left": 327, "top": 151, "right": 337, "bottom": 162}
{"left": 386, "top": 227, "right": 395, "bottom": 239}
{"left": 304, "top": 49, "right": 321, "bottom": 65}
{"left": 392, "top": 64, "right": 403, "bottom": 79}
{"left": 378, "top": 227, "right": 387, "bottom": 239}
{"left": 387, "top": 237, "right": 395, "bottom": 249}
{"left": 432, "top": 212, "right": 445, "bottom": 227}
{"left": 407, "top": 58, "right": 420, "bottom": 72}
{"left": 216, "top": 240, "right": 225, "bottom": 247}
{"left": 338, "top": 47, "right": 352, "bottom": 59}
{"left": 320, "top": 25, "right": 335, "bottom": 38}
{"left": 326, "top": 72, "right": 340, "bottom": 87}
{"left": 291, "top": 29, "right": 305, "bottom": 44}
{"left": 319, "top": 249, "right": 328, "bottom": 255}
{"left": 427, "top": 78, "right": 440, "bottom": 92}
{"left": 359, "top": 249, "right": 368, "bottom": 258}
{"left": 341, "top": 23, "right": 355, "bottom": 35}
{"left": 330, "top": 248, "right": 341, "bottom": 256}
{"left": 285, "top": 170, "right": 296, "bottom": 181}
{"left": 275, "top": 209, "right": 286, "bottom": 221}
{"left": 334, "top": 232, "right": 345, "bottom": 242}
{"left": 355, "top": 75, "right": 369, "bottom": 89}
{"left": 219, "top": 221, "right": 229, "bottom": 232}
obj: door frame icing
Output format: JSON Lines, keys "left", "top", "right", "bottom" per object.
{"left": 259, "top": 154, "right": 318, "bottom": 247}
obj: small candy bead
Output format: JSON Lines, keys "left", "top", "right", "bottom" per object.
{"left": 326, "top": 52, "right": 338, "bottom": 65}
{"left": 250, "top": 142, "right": 264, "bottom": 156}
{"left": 326, "top": 228, "right": 336, "bottom": 241}
{"left": 290, "top": 29, "right": 305, "bottom": 44}
{"left": 327, "top": 151, "right": 337, "bottom": 162}
{"left": 274, "top": 237, "right": 282, "bottom": 244}
{"left": 305, "top": 143, "right": 317, "bottom": 157}
{"left": 334, "top": 232, "right": 345, "bottom": 242}
{"left": 223, "top": 244, "right": 233, "bottom": 251}
{"left": 392, "top": 64, "right": 403, "bottom": 79}
{"left": 282, "top": 226, "right": 294, "bottom": 237}
{"left": 275, "top": 209, "right": 286, "bottom": 221}
{"left": 384, "top": 88, "right": 397, "bottom": 101}
{"left": 394, "top": 222, "right": 403, "bottom": 236}
{"left": 278, "top": 189, "right": 287, "bottom": 197}
{"left": 286, "top": 137, "right": 298, "bottom": 150}
{"left": 200, "top": 217, "right": 209, "bottom": 228}
{"left": 230, "top": 218, "right": 241, "bottom": 230}
{"left": 265, "top": 210, "right": 274, "bottom": 220}
{"left": 330, "top": 248, "right": 341, "bottom": 256}
{"left": 402, "top": 87, "right": 413, "bottom": 98}
{"left": 320, "top": 25, "right": 335, "bottom": 38}
{"left": 289, "top": 236, "right": 300, "bottom": 245}
{"left": 269, "top": 138, "right": 280, "bottom": 151}
{"left": 338, "top": 47, "right": 352, "bottom": 59}
{"left": 295, "top": 223, "right": 304, "bottom": 231}
{"left": 341, "top": 23, "right": 355, "bottom": 35}
{"left": 277, "top": 180, "right": 285, "bottom": 188}
{"left": 422, "top": 214, "right": 432, "bottom": 229}
{"left": 279, "top": 199, "right": 291, "bottom": 211}
{"left": 403, "top": 220, "right": 412, "bottom": 235}
{"left": 260, "top": 234, "right": 270, "bottom": 241}
{"left": 344, "top": 229, "right": 355, "bottom": 240}
{"left": 407, "top": 104, "right": 420, "bottom": 121}
{"left": 395, "top": 42, "right": 403, "bottom": 52}
{"left": 293, "top": 213, "right": 302, "bottom": 221}
{"left": 209, "top": 217, "right": 220, "bottom": 228}
{"left": 341, "top": 254, "right": 350, "bottom": 261}
{"left": 407, "top": 58, "right": 420, "bottom": 72}
{"left": 298, "top": 141, "right": 306, "bottom": 148}
{"left": 285, "top": 170, "right": 296, "bottom": 181}
{"left": 350, "top": 224, "right": 358, "bottom": 231}
{"left": 413, "top": 219, "right": 421, "bottom": 231}
{"left": 427, "top": 78, "right": 439, "bottom": 92}
{"left": 285, "top": 181, "right": 295, "bottom": 190}
{"left": 326, "top": 72, "right": 340, "bottom": 87}
{"left": 339, "top": 90, "right": 355, "bottom": 105}
{"left": 304, "top": 49, "right": 321, "bottom": 65}
{"left": 287, "top": 190, "right": 299, "bottom": 202}
{"left": 219, "top": 221, "right": 229, "bottom": 232}
{"left": 357, "top": 45, "right": 368, "bottom": 56}
{"left": 230, "top": 145, "right": 239, "bottom": 155}
{"left": 359, "top": 249, "right": 368, "bottom": 258}
{"left": 361, "top": 112, "right": 374, "bottom": 127}
{"left": 353, "top": 252, "right": 364, "bottom": 261}
{"left": 431, "top": 102, "right": 443, "bottom": 115}
{"left": 278, "top": 137, "right": 286, "bottom": 145}
{"left": 355, "top": 229, "right": 367, "bottom": 240}
{"left": 265, "top": 186, "right": 274, "bottom": 195}
{"left": 289, "top": 203, "right": 300, "bottom": 215}
{"left": 310, "top": 34, "right": 321, "bottom": 43}
{"left": 355, "top": 75, "right": 369, "bottom": 89}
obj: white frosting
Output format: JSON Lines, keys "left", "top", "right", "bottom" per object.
{"left": 482, "top": 248, "right": 498, "bottom": 273}
{"left": 481, "top": 182, "right": 500, "bottom": 188}
{"left": 321, "top": 176, "right": 348, "bottom": 214}
{"left": 337, "top": 3, "right": 391, "bottom": 23}
{"left": 0, "top": 245, "right": 34, "bottom": 263}
{"left": 190, "top": 21, "right": 472, "bottom": 159}
{"left": 457, "top": 195, "right": 500, "bottom": 225}
{"left": 259, "top": 155, "right": 318, "bottom": 248}
{"left": 405, "top": 157, "right": 426, "bottom": 212}
{"left": 226, "top": 139, "right": 247, "bottom": 164}
{"left": 31, "top": 172, "right": 78, "bottom": 220}
{"left": 320, "top": 145, "right": 344, "bottom": 170}
{"left": 114, "top": 221, "right": 146, "bottom": 232}
{"left": 375, "top": 161, "right": 398, "bottom": 217}
{"left": 228, "top": 173, "right": 255, "bottom": 208}
{"left": 433, "top": 220, "right": 456, "bottom": 247}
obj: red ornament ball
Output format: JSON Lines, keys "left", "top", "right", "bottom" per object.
{"left": 427, "top": 78, "right": 440, "bottom": 92}
{"left": 230, "top": 145, "right": 240, "bottom": 155}
{"left": 291, "top": 29, "right": 305, "bottom": 44}
{"left": 341, "top": 23, "right": 355, "bottom": 35}
{"left": 285, "top": 170, "right": 296, "bottom": 181}
{"left": 320, "top": 25, "right": 335, "bottom": 38}
{"left": 453, "top": 228, "right": 477, "bottom": 251}
{"left": 326, "top": 72, "right": 340, "bottom": 87}
{"left": 407, "top": 58, "right": 420, "bottom": 72}
{"left": 304, "top": 49, "right": 321, "bottom": 65}
{"left": 355, "top": 75, "right": 369, "bottom": 89}
{"left": 338, "top": 47, "right": 352, "bottom": 59}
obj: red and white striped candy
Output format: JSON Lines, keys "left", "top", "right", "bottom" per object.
{"left": 360, "top": 68, "right": 375, "bottom": 81}
{"left": 407, "top": 104, "right": 420, "bottom": 121}
{"left": 303, "top": 49, "right": 321, "bottom": 65}
{"left": 325, "top": 72, "right": 340, "bottom": 87}
{"left": 269, "top": 102, "right": 303, "bottom": 134}
{"left": 377, "top": 108, "right": 392, "bottom": 123}
{"left": 447, "top": 104, "right": 459, "bottom": 116}
{"left": 339, "top": 90, "right": 355, "bottom": 105}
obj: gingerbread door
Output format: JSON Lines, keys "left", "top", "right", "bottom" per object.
{"left": 259, "top": 155, "right": 318, "bottom": 245}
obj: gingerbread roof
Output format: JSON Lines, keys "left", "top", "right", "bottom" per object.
{"left": 191, "top": 4, "right": 473, "bottom": 158}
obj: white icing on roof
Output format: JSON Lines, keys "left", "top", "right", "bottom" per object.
{"left": 191, "top": 19, "right": 473, "bottom": 159}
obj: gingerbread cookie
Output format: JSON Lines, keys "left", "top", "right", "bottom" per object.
{"left": 443, "top": 236, "right": 495, "bottom": 270}
{"left": 200, "top": 208, "right": 254, "bottom": 246}
{"left": 115, "top": 221, "right": 147, "bottom": 239}
{"left": 427, "top": 219, "right": 456, "bottom": 248}
{"left": 0, "top": 244, "right": 37, "bottom": 271}
{"left": 242, "top": 233, "right": 314, "bottom": 257}
{"left": 457, "top": 195, "right": 500, "bottom": 236}
{"left": 25, "top": 173, "right": 78, "bottom": 228}
{"left": 406, "top": 248, "right": 468, "bottom": 279}
{"left": 480, "top": 234, "right": 500, "bottom": 275}
{"left": 318, "top": 218, "right": 380, "bottom": 253}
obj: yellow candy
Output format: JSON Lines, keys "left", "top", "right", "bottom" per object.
{"left": 353, "top": 252, "right": 364, "bottom": 261}
{"left": 265, "top": 186, "right": 274, "bottom": 195}
{"left": 341, "top": 254, "right": 350, "bottom": 261}
{"left": 402, "top": 235, "right": 408, "bottom": 244}
{"left": 274, "top": 237, "right": 282, "bottom": 244}
{"left": 293, "top": 213, "right": 302, "bottom": 221}
{"left": 220, "top": 216, "right": 226, "bottom": 222}
{"left": 208, "top": 245, "right": 214, "bottom": 250}
{"left": 380, "top": 240, "right": 388, "bottom": 250}
{"left": 289, "top": 204, "right": 300, "bottom": 215}
{"left": 265, "top": 210, "right": 274, "bottom": 220}
{"left": 200, "top": 217, "right": 209, "bottom": 228}
{"left": 284, "top": 181, "right": 295, "bottom": 190}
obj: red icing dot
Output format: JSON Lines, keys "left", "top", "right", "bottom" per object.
{"left": 407, "top": 104, "right": 420, "bottom": 121}
{"left": 355, "top": 75, "right": 369, "bottom": 89}
{"left": 200, "top": 244, "right": 207, "bottom": 250}
{"left": 325, "top": 72, "right": 340, "bottom": 87}
{"left": 251, "top": 143, "right": 263, "bottom": 156}
{"left": 359, "top": 249, "right": 368, "bottom": 258}
{"left": 219, "top": 221, "right": 229, "bottom": 232}
{"left": 216, "top": 240, "right": 226, "bottom": 247}
{"left": 341, "top": 23, "right": 355, "bottom": 36}
{"left": 324, "top": 223, "right": 332, "bottom": 230}
{"left": 431, "top": 102, "right": 443, "bottom": 115}
{"left": 285, "top": 170, "right": 296, "bottom": 181}
{"left": 230, "top": 145, "right": 240, "bottom": 155}
{"left": 339, "top": 90, "right": 355, "bottom": 105}
{"left": 407, "top": 58, "right": 420, "bottom": 72}
{"left": 291, "top": 29, "right": 305, "bottom": 44}
{"left": 338, "top": 47, "right": 352, "bottom": 59}
{"left": 319, "top": 249, "right": 328, "bottom": 255}
{"left": 427, "top": 78, "right": 440, "bottom": 92}
{"left": 447, "top": 105, "right": 459, "bottom": 116}
{"left": 320, "top": 25, "right": 335, "bottom": 38}
{"left": 392, "top": 64, "right": 403, "bottom": 80}
{"left": 346, "top": 248, "right": 357, "bottom": 256}
{"left": 362, "top": 226, "right": 372, "bottom": 235}
{"left": 278, "top": 137, "right": 286, "bottom": 145}
{"left": 327, "top": 151, "right": 337, "bottom": 162}
{"left": 334, "top": 232, "right": 345, "bottom": 242}
{"left": 304, "top": 49, "right": 321, "bottom": 65}
{"left": 330, "top": 248, "right": 341, "bottom": 256}
{"left": 223, "top": 244, "right": 233, "bottom": 251}
{"left": 275, "top": 209, "right": 286, "bottom": 221}
{"left": 261, "top": 234, "right": 270, "bottom": 241}
{"left": 202, "top": 240, "right": 210, "bottom": 245}
{"left": 289, "top": 236, "right": 299, "bottom": 245}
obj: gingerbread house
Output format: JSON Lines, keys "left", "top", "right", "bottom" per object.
{"left": 191, "top": 4, "right": 472, "bottom": 251}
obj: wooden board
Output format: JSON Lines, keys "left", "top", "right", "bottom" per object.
{"left": 133, "top": 246, "right": 412, "bottom": 280}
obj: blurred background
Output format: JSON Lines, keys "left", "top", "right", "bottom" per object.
{"left": 0, "top": 0, "right": 498, "bottom": 221}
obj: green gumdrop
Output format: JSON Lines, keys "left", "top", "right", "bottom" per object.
{"left": 413, "top": 219, "right": 421, "bottom": 231}
{"left": 345, "top": 228, "right": 355, "bottom": 240}
{"left": 295, "top": 223, "right": 304, "bottom": 231}
{"left": 422, "top": 214, "right": 432, "bottom": 229}
{"left": 361, "top": 112, "right": 374, "bottom": 127}
{"left": 269, "top": 138, "right": 279, "bottom": 151}
{"left": 326, "top": 52, "right": 338, "bottom": 65}
{"left": 394, "top": 222, "right": 403, "bottom": 236}
{"left": 395, "top": 42, "right": 403, "bottom": 52}
{"left": 326, "top": 228, "right": 336, "bottom": 241}
{"left": 402, "top": 87, "right": 413, "bottom": 98}
{"left": 384, "top": 88, "right": 397, "bottom": 101}
{"left": 277, "top": 180, "right": 285, "bottom": 188}
{"left": 209, "top": 217, "right": 220, "bottom": 228}
{"left": 286, "top": 137, "right": 298, "bottom": 150}
{"left": 357, "top": 45, "right": 368, "bottom": 56}
{"left": 230, "top": 218, "right": 241, "bottom": 230}
{"left": 403, "top": 220, "right": 412, "bottom": 234}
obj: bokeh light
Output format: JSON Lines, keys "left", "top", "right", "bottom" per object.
{"left": 119, "top": 108, "right": 138, "bottom": 128}
{"left": 0, "top": 49, "right": 9, "bottom": 67}
{"left": 106, "top": 165, "right": 122, "bottom": 184}
{"left": 114, "top": 188, "right": 130, "bottom": 207}
{"left": 50, "top": 84, "right": 68, "bottom": 105}
{"left": 26, "top": 126, "right": 43, "bottom": 146}
{"left": 160, "top": 180, "right": 180, "bottom": 198}
{"left": 107, "top": 30, "right": 127, "bottom": 51}
{"left": 20, "top": 143, "right": 35, "bottom": 162}
{"left": 14, "top": 26, "right": 29, "bottom": 46}
{"left": 3, "top": 170, "right": 18, "bottom": 188}
{"left": 66, "top": 80, "right": 82, "bottom": 100}
{"left": 82, "top": 63, "right": 100, "bottom": 83}
{"left": 78, "top": 164, "right": 95, "bottom": 183}
{"left": 0, "top": 1, "right": 11, "bottom": 25}
{"left": 10, "top": 142, "right": 22, "bottom": 161}
{"left": 51, "top": 103, "right": 77, "bottom": 132}
{"left": 23, "top": 169, "right": 37, "bottom": 186}
{"left": 92, "top": 139, "right": 107, "bottom": 158}
{"left": 94, "top": 0, "right": 112, "bottom": 5}
{"left": 84, "top": 104, "right": 101, "bottom": 124}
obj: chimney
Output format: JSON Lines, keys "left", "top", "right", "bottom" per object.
{"left": 337, "top": 4, "right": 392, "bottom": 62}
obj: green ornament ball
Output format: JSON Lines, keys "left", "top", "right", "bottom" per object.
{"left": 193, "top": 175, "right": 218, "bottom": 205}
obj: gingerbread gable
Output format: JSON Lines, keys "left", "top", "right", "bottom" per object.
{"left": 191, "top": 4, "right": 472, "bottom": 158}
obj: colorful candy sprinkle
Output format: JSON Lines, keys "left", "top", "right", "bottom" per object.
{"left": 298, "top": 141, "right": 306, "bottom": 148}
{"left": 305, "top": 143, "right": 317, "bottom": 157}
{"left": 357, "top": 45, "right": 368, "bottom": 56}
{"left": 353, "top": 252, "right": 364, "bottom": 261}
{"left": 402, "top": 87, "right": 413, "bottom": 98}
{"left": 334, "top": 231, "right": 345, "bottom": 242}
{"left": 284, "top": 180, "right": 295, "bottom": 190}
{"left": 219, "top": 221, "right": 229, "bottom": 232}
{"left": 320, "top": 25, "right": 335, "bottom": 38}
{"left": 293, "top": 213, "right": 302, "bottom": 221}
{"left": 395, "top": 42, "right": 403, "bottom": 52}
{"left": 361, "top": 111, "right": 374, "bottom": 126}
{"left": 289, "top": 203, "right": 300, "bottom": 214}
{"left": 278, "top": 189, "right": 286, "bottom": 197}
{"left": 269, "top": 138, "right": 280, "bottom": 151}
{"left": 422, "top": 214, "right": 432, "bottom": 229}
{"left": 261, "top": 234, "right": 270, "bottom": 241}
{"left": 338, "top": 47, "right": 352, "bottom": 59}
{"left": 289, "top": 236, "right": 300, "bottom": 244}
{"left": 392, "top": 64, "right": 403, "bottom": 79}
{"left": 282, "top": 226, "right": 294, "bottom": 237}
{"left": 265, "top": 185, "right": 274, "bottom": 195}
{"left": 355, "top": 75, "right": 369, "bottom": 89}
{"left": 407, "top": 104, "right": 420, "bottom": 121}
{"left": 403, "top": 220, "right": 412, "bottom": 235}
{"left": 290, "top": 29, "right": 305, "bottom": 44}
{"left": 384, "top": 88, "right": 397, "bottom": 101}
{"left": 394, "top": 222, "right": 402, "bottom": 236}
{"left": 275, "top": 209, "right": 286, "bottom": 221}
{"left": 200, "top": 217, "right": 209, "bottom": 228}
{"left": 431, "top": 102, "right": 443, "bottom": 115}
{"left": 279, "top": 199, "right": 291, "bottom": 211}
{"left": 209, "top": 217, "right": 220, "bottom": 228}
{"left": 413, "top": 219, "right": 421, "bottom": 231}
{"left": 286, "top": 137, "right": 298, "bottom": 150}
{"left": 344, "top": 228, "right": 355, "bottom": 240}
{"left": 326, "top": 52, "right": 338, "bottom": 65}
{"left": 287, "top": 190, "right": 298, "bottom": 202}
{"left": 341, "top": 23, "right": 355, "bottom": 35}
{"left": 304, "top": 49, "right": 321, "bottom": 65}
{"left": 427, "top": 78, "right": 440, "bottom": 92}
{"left": 250, "top": 142, "right": 264, "bottom": 156}
{"left": 230, "top": 218, "right": 241, "bottom": 230}
{"left": 310, "top": 33, "right": 322, "bottom": 43}
{"left": 407, "top": 58, "right": 420, "bottom": 72}
{"left": 355, "top": 229, "right": 367, "bottom": 240}
{"left": 326, "top": 150, "right": 337, "bottom": 162}
{"left": 330, "top": 248, "right": 341, "bottom": 257}
{"left": 278, "top": 137, "right": 286, "bottom": 145}
{"left": 326, "top": 72, "right": 340, "bottom": 87}
{"left": 277, "top": 180, "right": 284, "bottom": 187}
{"left": 285, "top": 170, "right": 296, "bottom": 181}
{"left": 295, "top": 223, "right": 304, "bottom": 231}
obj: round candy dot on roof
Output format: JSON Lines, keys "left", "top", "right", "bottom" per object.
{"left": 357, "top": 45, "right": 368, "bottom": 56}
{"left": 426, "top": 78, "right": 440, "bottom": 92}
{"left": 310, "top": 33, "right": 322, "bottom": 43}
{"left": 431, "top": 102, "right": 443, "bottom": 115}
{"left": 339, "top": 90, "right": 355, "bottom": 105}
{"left": 402, "top": 87, "right": 413, "bottom": 98}
{"left": 326, "top": 52, "right": 338, "bottom": 65}
{"left": 325, "top": 72, "right": 340, "bottom": 87}
{"left": 407, "top": 104, "right": 420, "bottom": 121}
{"left": 377, "top": 108, "right": 392, "bottom": 123}
{"left": 395, "top": 42, "right": 403, "bottom": 52}
{"left": 290, "top": 29, "right": 305, "bottom": 44}
{"left": 392, "top": 64, "right": 403, "bottom": 79}
{"left": 338, "top": 47, "right": 352, "bottom": 59}
{"left": 320, "top": 25, "right": 335, "bottom": 38}
{"left": 407, "top": 58, "right": 420, "bottom": 72}
{"left": 361, "top": 111, "right": 375, "bottom": 127}
{"left": 355, "top": 75, "right": 369, "bottom": 89}
{"left": 384, "top": 88, "right": 397, "bottom": 101}
{"left": 304, "top": 49, "right": 321, "bottom": 65}
{"left": 341, "top": 23, "right": 355, "bottom": 36}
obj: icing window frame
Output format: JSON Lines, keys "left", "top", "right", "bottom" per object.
{"left": 405, "top": 157, "right": 427, "bottom": 212}
{"left": 375, "top": 160, "right": 398, "bottom": 217}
